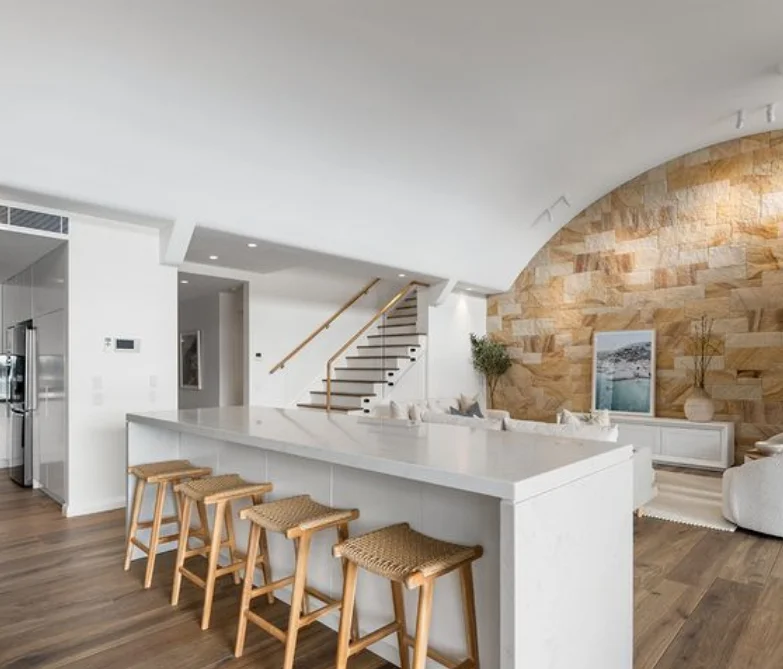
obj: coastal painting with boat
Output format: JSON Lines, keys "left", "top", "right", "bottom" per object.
{"left": 592, "top": 330, "right": 655, "bottom": 415}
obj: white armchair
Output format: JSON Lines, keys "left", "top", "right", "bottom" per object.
{"left": 723, "top": 456, "right": 783, "bottom": 537}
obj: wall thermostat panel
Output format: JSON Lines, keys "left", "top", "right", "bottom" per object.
{"left": 114, "top": 338, "right": 141, "bottom": 352}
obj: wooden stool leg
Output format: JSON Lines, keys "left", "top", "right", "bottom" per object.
{"left": 293, "top": 538, "right": 311, "bottom": 615}
{"left": 411, "top": 579, "right": 435, "bottom": 669}
{"left": 202, "top": 500, "right": 226, "bottom": 630}
{"left": 259, "top": 527, "right": 274, "bottom": 605}
{"left": 337, "top": 523, "right": 359, "bottom": 641}
{"left": 171, "top": 496, "right": 193, "bottom": 606}
{"left": 391, "top": 581, "right": 411, "bottom": 669}
{"left": 124, "top": 477, "right": 145, "bottom": 571}
{"left": 224, "top": 501, "right": 241, "bottom": 586}
{"left": 235, "top": 523, "right": 261, "bottom": 658}
{"left": 460, "top": 564, "right": 480, "bottom": 668}
{"left": 249, "top": 491, "right": 274, "bottom": 605}
{"left": 196, "top": 502, "right": 210, "bottom": 542}
{"left": 335, "top": 560, "right": 358, "bottom": 669}
{"left": 144, "top": 481, "right": 168, "bottom": 589}
{"left": 282, "top": 531, "right": 312, "bottom": 669}
{"left": 170, "top": 478, "right": 183, "bottom": 531}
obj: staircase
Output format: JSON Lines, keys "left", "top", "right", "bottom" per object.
{"left": 297, "top": 290, "right": 425, "bottom": 412}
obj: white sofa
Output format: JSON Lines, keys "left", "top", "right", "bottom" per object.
{"left": 723, "top": 456, "right": 783, "bottom": 537}
{"left": 352, "top": 398, "right": 510, "bottom": 423}
{"left": 353, "top": 401, "right": 656, "bottom": 512}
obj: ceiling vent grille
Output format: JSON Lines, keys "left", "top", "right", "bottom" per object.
{"left": 1, "top": 205, "right": 68, "bottom": 235}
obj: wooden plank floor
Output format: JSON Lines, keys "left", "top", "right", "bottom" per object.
{"left": 2, "top": 476, "right": 782, "bottom": 668}
{"left": 0, "top": 477, "right": 393, "bottom": 669}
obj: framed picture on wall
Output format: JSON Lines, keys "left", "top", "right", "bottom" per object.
{"left": 180, "top": 331, "right": 202, "bottom": 390}
{"left": 592, "top": 330, "right": 655, "bottom": 416}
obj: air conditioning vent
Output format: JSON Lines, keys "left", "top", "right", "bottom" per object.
{"left": 3, "top": 206, "right": 68, "bottom": 234}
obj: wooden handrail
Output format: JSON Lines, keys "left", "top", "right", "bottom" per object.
{"left": 269, "top": 277, "right": 381, "bottom": 374}
{"left": 326, "top": 280, "right": 427, "bottom": 410}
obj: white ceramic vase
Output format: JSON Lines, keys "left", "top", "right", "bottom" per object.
{"left": 684, "top": 386, "right": 714, "bottom": 422}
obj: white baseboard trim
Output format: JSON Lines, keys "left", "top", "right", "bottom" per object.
{"left": 0, "top": 458, "right": 8, "bottom": 470}
{"left": 65, "top": 496, "right": 127, "bottom": 518}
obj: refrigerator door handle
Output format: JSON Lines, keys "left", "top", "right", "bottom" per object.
{"left": 25, "top": 327, "right": 37, "bottom": 412}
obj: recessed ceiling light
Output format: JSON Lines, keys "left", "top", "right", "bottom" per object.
{"left": 209, "top": 255, "right": 218, "bottom": 260}
{"left": 180, "top": 279, "right": 189, "bottom": 284}
{"left": 247, "top": 242, "right": 258, "bottom": 248}
{"left": 398, "top": 273, "right": 406, "bottom": 278}
{"left": 466, "top": 287, "right": 473, "bottom": 291}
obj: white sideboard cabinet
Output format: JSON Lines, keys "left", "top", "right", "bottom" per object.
{"left": 614, "top": 415, "right": 734, "bottom": 470}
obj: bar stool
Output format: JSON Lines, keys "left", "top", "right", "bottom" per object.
{"left": 333, "top": 523, "right": 483, "bottom": 669}
{"left": 171, "top": 474, "right": 274, "bottom": 630}
{"left": 124, "top": 460, "right": 213, "bottom": 588}
{"left": 234, "top": 495, "right": 359, "bottom": 669}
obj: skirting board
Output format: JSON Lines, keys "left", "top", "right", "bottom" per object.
{"left": 64, "top": 496, "right": 127, "bottom": 518}
{"left": 0, "top": 459, "right": 8, "bottom": 470}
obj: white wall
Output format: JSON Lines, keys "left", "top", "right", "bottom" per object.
{"left": 425, "top": 290, "right": 487, "bottom": 405}
{"left": 67, "top": 217, "right": 177, "bottom": 517}
{"left": 247, "top": 270, "right": 398, "bottom": 407}
{"left": 219, "top": 289, "right": 244, "bottom": 406}
{"left": 178, "top": 293, "right": 221, "bottom": 409}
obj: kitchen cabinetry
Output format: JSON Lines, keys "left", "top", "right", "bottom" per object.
{"left": 33, "top": 308, "right": 66, "bottom": 502}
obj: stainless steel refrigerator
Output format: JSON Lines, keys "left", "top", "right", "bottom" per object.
{"left": 7, "top": 321, "right": 35, "bottom": 487}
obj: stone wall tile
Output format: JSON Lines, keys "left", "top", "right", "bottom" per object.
{"left": 712, "top": 317, "right": 750, "bottom": 334}
{"left": 584, "top": 230, "right": 616, "bottom": 252}
{"left": 725, "top": 332, "right": 783, "bottom": 348}
{"left": 711, "top": 384, "right": 763, "bottom": 401}
{"left": 708, "top": 245, "right": 746, "bottom": 268}
{"left": 696, "top": 265, "right": 748, "bottom": 284}
{"left": 730, "top": 286, "right": 782, "bottom": 311}
{"left": 725, "top": 348, "right": 782, "bottom": 371}
{"left": 487, "top": 316, "right": 501, "bottom": 333}
{"left": 761, "top": 270, "right": 783, "bottom": 286}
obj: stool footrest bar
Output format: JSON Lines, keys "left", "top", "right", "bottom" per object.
{"left": 349, "top": 622, "right": 401, "bottom": 656}
{"left": 179, "top": 568, "right": 206, "bottom": 589}
{"left": 245, "top": 610, "right": 287, "bottom": 643}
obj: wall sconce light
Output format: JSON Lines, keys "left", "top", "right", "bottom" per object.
{"left": 736, "top": 109, "right": 746, "bottom": 130}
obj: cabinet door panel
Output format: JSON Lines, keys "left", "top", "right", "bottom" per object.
{"left": 617, "top": 423, "right": 660, "bottom": 454}
{"left": 660, "top": 427, "right": 722, "bottom": 462}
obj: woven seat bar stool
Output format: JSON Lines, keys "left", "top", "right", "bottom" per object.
{"left": 234, "top": 495, "right": 360, "bottom": 669}
{"left": 333, "top": 523, "right": 483, "bottom": 669}
{"left": 171, "top": 474, "right": 274, "bottom": 630}
{"left": 124, "top": 460, "right": 212, "bottom": 589}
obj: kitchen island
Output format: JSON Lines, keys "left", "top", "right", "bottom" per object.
{"left": 127, "top": 406, "right": 633, "bottom": 669}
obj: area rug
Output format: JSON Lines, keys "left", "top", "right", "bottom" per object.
{"left": 642, "top": 470, "right": 736, "bottom": 532}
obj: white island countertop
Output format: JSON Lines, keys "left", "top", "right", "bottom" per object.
{"left": 127, "top": 406, "right": 632, "bottom": 502}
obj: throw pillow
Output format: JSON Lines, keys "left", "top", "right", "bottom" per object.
{"left": 458, "top": 393, "right": 480, "bottom": 413}
{"left": 423, "top": 411, "right": 503, "bottom": 431}
{"left": 449, "top": 402, "right": 485, "bottom": 419}
{"left": 389, "top": 400, "right": 408, "bottom": 420}
{"left": 503, "top": 417, "right": 619, "bottom": 443}
{"left": 559, "top": 408, "right": 583, "bottom": 426}
{"left": 408, "top": 403, "right": 423, "bottom": 423}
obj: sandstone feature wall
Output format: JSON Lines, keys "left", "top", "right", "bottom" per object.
{"left": 489, "top": 131, "right": 783, "bottom": 462}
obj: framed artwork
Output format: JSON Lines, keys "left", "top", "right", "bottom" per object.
{"left": 179, "top": 331, "right": 202, "bottom": 390}
{"left": 592, "top": 330, "right": 655, "bottom": 416}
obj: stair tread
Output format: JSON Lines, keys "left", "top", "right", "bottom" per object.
{"left": 368, "top": 333, "right": 425, "bottom": 338}
{"left": 345, "top": 355, "right": 406, "bottom": 359}
{"left": 335, "top": 365, "right": 399, "bottom": 370}
{"left": 335, "top": 355, "right": 400, "bottom": 370}
{"left": 311, "top": 391, "right": 376, "bottom": 398}
{"left": 297, "top": 403, "right": 353, "bottom": 412}
{"left": 323, "top": 378, "right": 383, "bottom": 383}
{"left": 378, "top": 323, "right": 417, "bottom": 328}
{"left": 357, "top": 345, "right": 421, "bottom": 350}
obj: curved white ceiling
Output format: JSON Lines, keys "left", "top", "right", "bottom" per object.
{"left": 1, "top": 1, "right": 783, "bottom": 290}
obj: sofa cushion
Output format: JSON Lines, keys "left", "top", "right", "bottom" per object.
{"left": 503, "top": 417, "right": 619, "bottom": 443}
{"left": 559, "top": 408, "right": 611, "bottom": 427}
{"left": 422, "top": 410, "right": 503, "bottom": 431}
{"left": 458, "top": 393, "right": 480, "bottom": 413}
{"left": 389, "top": 400, "right": 408, "bottom": 420}
{"left": 449, "top": 402, "right": 484, "bottom": 419}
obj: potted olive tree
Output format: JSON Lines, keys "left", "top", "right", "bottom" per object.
{"left": 470, "top": 333, "right": 512, "bottom": 410}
